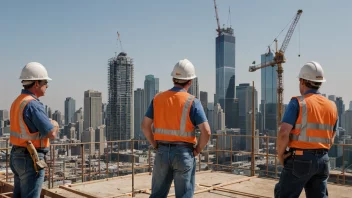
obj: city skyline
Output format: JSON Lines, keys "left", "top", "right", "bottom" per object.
{"left": 1, "top": 1, "right": 351, "bottom": 114}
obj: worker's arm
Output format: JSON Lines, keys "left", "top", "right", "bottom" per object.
{"left": 190, "top": 99, "right": 211, "bottom": 156}
{"left": 277, "top": 123, "right": 293, "bottom": 164}
{"left": 141, "top": 100, "right": 157, "bottom": 148}
{"left": 24, "top": 101, "right": 59, "bottom": 139}
{"left": 331, "top": 119, "right": 338, "bottom": 144}
{"left": 47, "top": 119, "right": 59, "bottom": 139}
{"left": 195, "top": 122, "right": 211, "bottom": 156}
{"left": 276, "top": 98, "right": 299, "bottom": 165}
{"left": 141, "top": 116, "right": 157, "bottom": 148}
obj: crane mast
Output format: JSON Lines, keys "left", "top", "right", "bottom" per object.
{"left": 213, "top": 0, "right": 221, "bottom": 36}
{"left": 248, "top": 9, "right": 303, "bottom": 131}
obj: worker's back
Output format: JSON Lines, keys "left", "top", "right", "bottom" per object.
{"left": 153, "top": 90, "right": 196, "bottom": 144}
{"left": 289, "top": 93, "right": 338, "bottom": 150}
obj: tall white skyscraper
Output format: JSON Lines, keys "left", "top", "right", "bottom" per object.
{"left": 84, "top": 90, "right": 102, "bottom": 130}
{"left": 188, "top": 77, "right": 199, "bottom": 98}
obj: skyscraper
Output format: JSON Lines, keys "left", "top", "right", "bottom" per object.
{"left": 215, "top": 27, "right": 236, "bottom": 113}
{"left": 64, "top": 97, "right": 76, "bottom": 125}
{"left": 107, "top": 52, "right": 134, "bottom": 143}
{"left": 52, "top": 110, "right": 63, "bottom": 127}
{"left": 102, "top": 103, "right": 107, "bottom": 125}
{"left": 223, "top": 98, "right": 239, "bottom": 129}
{"left": 336, "top": 97, "right": 345, "bottom": 127}
{"left": 74, "top": 108, "right": 84, "bottom": 141}
{"left": 212, "top": 103, "right": 225, "bottom": 132}
{"left": 188, "top": 77, "right": 199, "bottom": 98}
{"left": 350, "top": 101, "right": 352, "bottom": 110}
{"left": 328, "top": 95, "right": 336, "bottom": 101}
{"left": 84, "top": 90, "right": 103, "bottom": 130}
{"left": 236, "top": 83, "right": 258, "bottom": 151}
{"left": 260, "top": 51, "right": 278, "bottom": 133}
{"left": 0, "top": 110, "right": 9, "bottom": 121}
{"left": 134, "top": 88, "right": 145, "bottom": 140}
{"left": 48, "top": 107, "right": 52, "bottom": 119}
{"left": 144, "top": 75, "right": 159, "bottom": 108}
{"left": 342, "top": 110, "right": 352, "bottom": 135}
{"left": 200, "top": 91, "right": 208, "bottom": 112}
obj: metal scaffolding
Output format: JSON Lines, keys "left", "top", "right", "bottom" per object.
{"left": 107, "top": 52, "right": 134, "bottom": 149}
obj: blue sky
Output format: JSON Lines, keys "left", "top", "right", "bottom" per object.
{"left": 1, "top": 0, "right": 351, "bottom": 112}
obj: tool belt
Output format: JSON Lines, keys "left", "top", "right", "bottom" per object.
{"left": 25, "top": 141, "right": 48, "bottom": 173}
{"left": 157, "top": 141, "right": 194, "bottom": 149}
{"left": 289, "top": 148, "right": 328, "bottom": 155}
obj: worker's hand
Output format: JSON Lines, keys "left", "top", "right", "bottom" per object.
{"left": 50, "top": 120, "right": 59, "bottom": 131}
{"left": 278, "top": 152, "right": 291, "bottom": 166}
{"left": 193, "top": 147, "right": 201, "bottom": 157}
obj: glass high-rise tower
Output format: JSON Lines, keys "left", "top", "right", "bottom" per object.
{"left": 260, "top": 51, "right": 278, "bottom": 133}
{"left": 215, "top": 28, "right": 236, "bottom": 112}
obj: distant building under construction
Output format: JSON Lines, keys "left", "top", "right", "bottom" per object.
{"left": 107, "top": 52, "right": 134, "bottom": 148}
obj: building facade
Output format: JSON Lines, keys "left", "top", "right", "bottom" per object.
{"left": 144, "top": 75, "right": 159, "bottom": 108}
{"left": 260, "top": 51, "right": 278, "bottom": 134}
{"left": 200, "top": 91, "right": 208, "bottom": 113}
{"left": 107, "top": 52, "right": 134, "bottom": 145}
{"left": 84, "top": 90, "right": 103, "bottom": 130}
{"left": 64, "top": 97, "right": 76, "bottom": 125}
{"left": 134, "top": 88, "right": 145, "bottom": 140}
{"left": 215, "top": 28, "right": 236, "bottom": 113}
{"left": 236, "top": 83, "right": 258, "bottom": 151}
{"left": 188, "top": 77, "right": 199, "bottom": 98}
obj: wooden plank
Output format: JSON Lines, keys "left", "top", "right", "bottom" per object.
{"left": 59, "top": 185, "right": 99, "bottom": 198}
{"left": 169, "top": 176, "right": 258, "bottom": 197}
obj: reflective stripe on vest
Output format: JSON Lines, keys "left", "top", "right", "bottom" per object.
{"left": 289, "top": 96, "right": 332, "bottom": 144}
{"left": 154, "top": 94, "right": 195, "bottom": 137}
{"left": 10, "top": 97, "right": 43, "bottom": 147}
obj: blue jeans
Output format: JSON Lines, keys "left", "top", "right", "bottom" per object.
{"left": 150, "top": 144, "right": 196, "bottom": 198}
{"left": 274, "top": 150, "right": 330, "bottom": 198}
{"left": 10, "top": 147, "right": 45, "bottom": 198}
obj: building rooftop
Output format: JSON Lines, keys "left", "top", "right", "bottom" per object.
{"left": 2, "top": 172, "right": 343, "bottom": 198}
{"left": 1, "top": 136, "right": 351, "bottom": 197}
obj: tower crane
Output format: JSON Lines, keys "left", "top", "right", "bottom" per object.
{"left": 213, "top": 0, "right": 221, "bottom": 36}
{"left": 249, "top": 9, "right": 303, "bottom": 129}
{"left": 117, "top": 31, "right": 124, "bottom": 52}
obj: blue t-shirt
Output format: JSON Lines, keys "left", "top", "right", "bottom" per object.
{"left": 282, "top": 90, "right": 338, "bottom": 131}
{"left": 21, "top": 90, "right": 54, "bottom": 138}
{"left": 145, "top": 87, "right": 208, "bottom": 126}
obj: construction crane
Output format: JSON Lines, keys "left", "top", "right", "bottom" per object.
{"left": 249, "top": 9, "right": 303, "bottom": 129}
{"left": 213, "top": 0, "right": 221, "bottom": 36}
{"left": 117, "top": 31, "right": 124, "bottom": 52}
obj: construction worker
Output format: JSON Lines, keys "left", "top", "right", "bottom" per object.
{"left": 274, "top": 61, "right": 338, "bottom": 198}
{"left": 141, "top": 59, "right": 211, "bottom": 198}
{"left": 9, "top": 62, "right": 59, "bottom": 198}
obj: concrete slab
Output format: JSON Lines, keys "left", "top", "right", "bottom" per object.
{"left": 44, "top": 171, "right": 351, "bottom": 198}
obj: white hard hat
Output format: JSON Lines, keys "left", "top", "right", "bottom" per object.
{"left": 171, "top": 59, "right": 196, "bottom": 80}
{"left": 19, "top": 62, "right": 52, "bottom": 81}
{"left": 298, "top": 61, "right": 326, "bottom": 82}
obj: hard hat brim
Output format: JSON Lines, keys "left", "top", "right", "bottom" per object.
{"left": 297, "top": 76, "right": 326, "bottom": 82}
{"left": 19, "top": 77, "right": 52, "bottom": 81}
{"left": 171, "top": 75, "right": 197, "bottom": 80}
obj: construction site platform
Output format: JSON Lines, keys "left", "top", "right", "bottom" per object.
{"left": 35, "top": 171, "right": 350, "bottom": 198}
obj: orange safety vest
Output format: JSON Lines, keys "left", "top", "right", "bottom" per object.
{"left": 153, "top": 90, "right": 196, "bottom": 144}
{"left": 288, "top": 93, "right": 338, "bottom": 150}
{"left": 10, "top": 94, "right": 50, "bottom": 148}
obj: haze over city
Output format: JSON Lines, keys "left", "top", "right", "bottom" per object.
{"left": 1, "top": 0, "right": 351, "bottom": 112}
